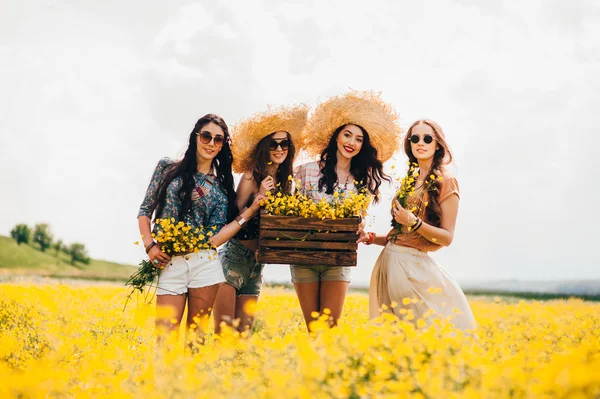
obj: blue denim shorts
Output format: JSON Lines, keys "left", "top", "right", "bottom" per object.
{"left": 218, "top": 239, "right": 264, "bottom": 296}
{"left": 290, "top": 265, "right": 351, "bottom": 284}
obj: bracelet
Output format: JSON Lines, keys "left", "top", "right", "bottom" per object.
{"left": 145, "top": 241, "right": 157, "bottom": 254}
{"left": 366, "top": 232, "right": 375, "bottom": 245}
{"left": 413, "top": 219, "right": 423, "bottom": 232}
{"left": 410, "top": 217, "right": 420, "bottom": 228}
{"left": 235, "top": 215, "right": 247, "bottom": 227}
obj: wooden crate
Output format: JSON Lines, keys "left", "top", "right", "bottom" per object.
{"left": 258, "top": 214, "right": 360, "bottom": 266}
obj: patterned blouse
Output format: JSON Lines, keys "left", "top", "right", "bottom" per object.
{"left": 138, "top": 158, "right": 228, "bottom": 232}
{"left": 294, "top": 161, "right": 357, "bottom": 201}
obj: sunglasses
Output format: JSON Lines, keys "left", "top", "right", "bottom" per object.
{"left": 409, "top": 134, "right": 435, "bottom": 144}
{"left": 269, "top": 139, "right": 290, "bottom": 151}
{"left": 197, "top": 132, "right": 225, "bottom": 146}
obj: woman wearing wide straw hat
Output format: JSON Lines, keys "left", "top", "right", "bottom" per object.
{"left": 292, "top": 90, "right": 400, "bottom": 330}
{"left": 366, "top": 119, "right": 476, "bottom": 330}
{"left": 213, "top": 104, "right": 309, "bottom": 335}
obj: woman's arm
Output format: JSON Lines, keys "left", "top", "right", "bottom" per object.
{"left": 208, "top": 194, "right": 266, "bottom": 248}
{"left": 236, "top": 172, "right": 256, "bottom": 211}
{"left": 138, "top": 216, "right": 171, "bottom": 265}
{"left": 137, "top": 159, "right": 173, "bottom": 266}
{"left": 392, "top": 194, "right": 459, "bottom": 247}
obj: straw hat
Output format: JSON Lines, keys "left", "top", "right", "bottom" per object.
{"left": 303, "top": 90, "right": 401, "bottom": 163}
{"left": 231, "top": 104, "right": 309, "bottom": 173}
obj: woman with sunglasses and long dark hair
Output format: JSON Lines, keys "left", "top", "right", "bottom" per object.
{"left": 366, "top": 119, "right": 476, "bottom": 330}
{"left": 213, "top": 105, "right": 308, "bottom": 335}
{"left": 138, "top": 114, "right": 264, "bottom": 340}
{"left": 292, "top": 91, "right": 400, "bottom": 331}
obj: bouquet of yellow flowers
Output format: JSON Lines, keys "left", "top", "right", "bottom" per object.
{"left": 126, "top": 218, "right": 216, "bottom": 304}
{"left": 260, "top": 178, "right": 370, "bottom": 219}
{"left": 390, "top": 161, "right": 442, "bottom": 237}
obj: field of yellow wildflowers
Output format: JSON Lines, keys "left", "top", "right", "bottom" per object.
{"left": 1, "top": 282, "right": 599, "bottom": 398}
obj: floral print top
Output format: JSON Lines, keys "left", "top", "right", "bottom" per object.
{"left": 138, "top": 158, "right": 228, "bottom": 232}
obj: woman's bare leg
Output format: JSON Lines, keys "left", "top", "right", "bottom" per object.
{"left": 293, "top": 282, "right": 320, "bottom": 331}
{"left": 213, "top": 283, "right": 237, "bottom": 334}
{"left": 319, "top": 281, "right": 349, "bottom": 327}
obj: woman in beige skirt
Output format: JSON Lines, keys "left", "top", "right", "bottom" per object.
{"left": 363, "top": 119, "right": 476, "bottom": 330}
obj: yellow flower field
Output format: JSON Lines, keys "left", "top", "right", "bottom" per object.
{"left": 1, "top": 283, "right": 599, "bottom": 398}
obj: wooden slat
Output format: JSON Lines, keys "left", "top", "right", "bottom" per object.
{"left": 260, "top": 240, "right": 357, "bottom": 251}
{"left": 258, "top": 249, "right": 357, "bottom": 266}
{"left": 260, "top": 230, "right": 358, "bottom": 242}
{"left": 260, "top": 215, "right": 360, "bottom": 232}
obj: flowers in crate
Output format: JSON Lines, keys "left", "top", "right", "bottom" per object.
{"left": 260, "top": 178, "right": 370, "bottom": 219}
{"left": 389, "top": 161, "right": 443, "bottom": 237}
{"left": 125, "top": 218, "right": 216, "bottom": 303}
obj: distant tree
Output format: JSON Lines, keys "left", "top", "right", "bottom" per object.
{"left": 68, "top": 242, "right": 90, "bottom": 265}
{"left": 53, "top": 239, "right": 64, "bottom": 257}
{"left": 33, "top": 223, "right": 53, "bottom": 252}
{"left": 10, "top": 224, "right": 31, "bottom": 245}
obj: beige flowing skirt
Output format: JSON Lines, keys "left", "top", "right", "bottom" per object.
{"left": 369, "top": 242, "right": 476, "bottom": 330}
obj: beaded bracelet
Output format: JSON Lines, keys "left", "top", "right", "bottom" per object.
{"left": 365, "top": 232, "right": 376, "bottom": 245}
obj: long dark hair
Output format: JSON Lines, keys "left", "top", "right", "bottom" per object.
{"left": 403, "top": 119, "right": 453, "bottom": 228}
{"left": 154, "top": 114, "right": 238, "bottom": 224}
{"left": 318, "top": 124, "right": 390, "bottom": 202}
{"left": 250, "top": 132, "right": 296, "bottom": 194}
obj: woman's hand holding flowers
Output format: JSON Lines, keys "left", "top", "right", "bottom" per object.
{"left": 392, "top": 199, "right": 418, "bottom": 227}
{"left": 148, "top": 244, "right": 170, "bottom": 268}
{"left": 250, "top": 193, "right": 267, "bottom": 214}
{"left": 259, "top": 176, "right": 275, "bottom": 195}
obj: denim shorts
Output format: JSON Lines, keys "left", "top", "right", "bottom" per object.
{"left": 290, "top": 265, "right": 351, "bottom": 284}
{"left": 218, "top": 239, "right": 264, "bottom": 296}
{"left": 156, "top": 250, "right": 225, "bottom": 296}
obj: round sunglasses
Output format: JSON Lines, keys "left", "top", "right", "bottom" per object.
{"left": 409, "top": 134, "right": 435, "bottom": 144}
{"left": 269, "top": 139, "right": 290, "bottom": 151}
{"left": 197, "top": 132, "right": 225, "bottom": 146}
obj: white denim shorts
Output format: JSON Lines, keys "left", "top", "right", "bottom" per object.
{"left": 156, "top": 250, "right": 225, "bottom": 296}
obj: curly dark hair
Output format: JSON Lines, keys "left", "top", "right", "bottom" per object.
{"left": 154, "top": 114, "right": 238, "bottom": 224}
{"left": 318, "top": 124, "right": 390, "bottom": 202}
{"left": 249, "top": 132, "right": 296, "bottom": 194}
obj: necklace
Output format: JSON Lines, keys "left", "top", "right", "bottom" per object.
{"left": 335, "top": 168, "right": 352, "bottom": 194}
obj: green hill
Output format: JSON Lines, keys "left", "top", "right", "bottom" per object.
{"left": 0, "top": 235, "right": 136, "bottom": 281}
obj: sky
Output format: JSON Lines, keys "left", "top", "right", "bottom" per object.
{"left": 1, "top": 0, "right": 599, "bottom": 286}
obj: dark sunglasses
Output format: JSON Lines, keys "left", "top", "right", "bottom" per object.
{"left": 269, "top": 139, "right": 290, "bottom": 151}
{"left": 409, "top": 134, "right": 435, "bottom": 144}
{"left": 197, "top": 132, "right": 225, "bottom": 145}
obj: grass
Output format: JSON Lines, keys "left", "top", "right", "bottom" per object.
{"left": 0, "top": 235, "right": 136, "bottom": 281}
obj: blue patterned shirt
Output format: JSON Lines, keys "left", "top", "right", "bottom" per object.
{"left": 138, "top": 158, "right": 228, "bottom": 232}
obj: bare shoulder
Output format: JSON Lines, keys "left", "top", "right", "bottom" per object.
{"left": 242, "top": 171, "right": 254, "bottom": 180}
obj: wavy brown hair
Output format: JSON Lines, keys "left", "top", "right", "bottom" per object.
{"left": 249, "top": 132, "right": 296, "bottom": 194}
{"left": 403, "top": 119, "right": 453, "bottom": 227}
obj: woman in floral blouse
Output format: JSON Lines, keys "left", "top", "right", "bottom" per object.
{"left": 138, "top": 114, "right": 263, "bottom": 340}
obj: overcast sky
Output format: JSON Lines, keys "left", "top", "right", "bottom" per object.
{"left": 1, "top": 0, "right": 599, "bottom": 285}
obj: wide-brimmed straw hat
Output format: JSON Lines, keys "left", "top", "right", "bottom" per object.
{"left": 231, "top": 104, "right": 309, "bottom": 173}
{"left": 303, "top": 90, "right": 401, "bottom": 163}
